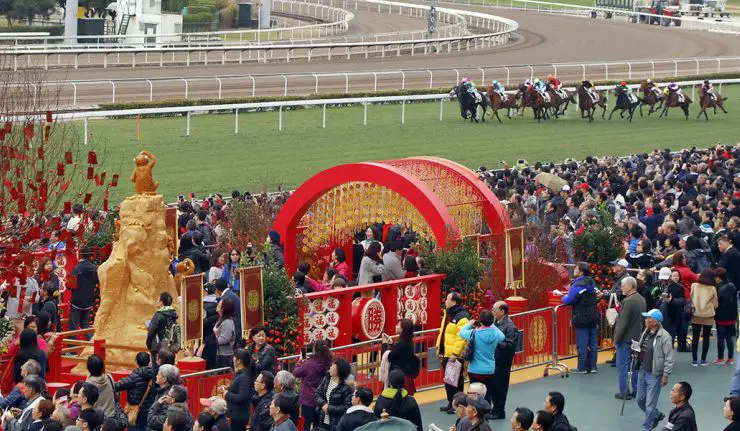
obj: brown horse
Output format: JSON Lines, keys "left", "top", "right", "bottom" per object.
{"left": 659, "top": 89, "right": 692, "bottom": 120}
{"left": 576, "top": 83, "right": 607, "bottom": 122}
{"left": 696, "top": 88, "right": 728, "bottom": 121}
{"left": 547, "top": 87, "right": 575, "bottom": 117}
{"left": 638, "top": 80, "right": 665, "bottom": 116}
{"left": 487, "top": 85, "right": 518, "bottom": 122}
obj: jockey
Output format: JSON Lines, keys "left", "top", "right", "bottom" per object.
{"left": 615, "top": 81, "right": 629, "bottom": 94}
{"left": 533, "top": 78, "right": 547, "bottom": 94}
{"left": 490, "top": 80, "right": 506, "bottom": 98}
{"left": 582, "top": 80, "right": 594, "bottom": 89}
{"left": 665, "top": 82, "right": 684, "bottom": 103}
{"left": 701, "top": 79, "right": 715, "bottom": 100}
{"left": 524, "top": 79, "right": 534, "bottom": 93}
{"left": 464, "top": 80, "right": 482, "bottom": 103}
{"left": 581, "top": 80, "right": 599, "bottom": 102}
{"left": 546, "top": 74, "right": 562, "bottom": 90}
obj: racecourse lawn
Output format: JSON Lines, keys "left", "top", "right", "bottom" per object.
{"left": 86, "top": 85, "right": 739, "bottom": 202}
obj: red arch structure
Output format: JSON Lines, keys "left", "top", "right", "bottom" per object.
{"left": 272, "top": 157, "right": 513, "bottom": 279}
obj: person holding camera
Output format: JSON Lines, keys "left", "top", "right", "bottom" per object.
{"left": 459, "top": 310, "right": 505, "bottom": 411}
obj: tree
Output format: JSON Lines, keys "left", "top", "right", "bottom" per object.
{"left": 0, "top": 0, "right": 14, "bottom": 26}
{"left": 11, "top": 0, "right": 57, "bottom": 25}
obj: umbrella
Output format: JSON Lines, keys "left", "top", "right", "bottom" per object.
{"left": 535, "top": 172, "right": 567, "bottom": 193}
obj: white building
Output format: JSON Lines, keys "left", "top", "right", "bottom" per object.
{"left": 114, "top": 0, "right": 183, "bottom": 44}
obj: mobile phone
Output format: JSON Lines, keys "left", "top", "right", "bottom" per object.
{"left": 300, "top": 346, "right": 308, "bottom": 359}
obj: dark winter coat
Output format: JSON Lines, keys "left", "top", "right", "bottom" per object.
{"left": 250, "top": 343, "right": 277, "bottom": 374}
{"left": 315, "top": 377, "right": 353, "bottom": 429}
{"left": 146, "top": 307, "right": 178, "bottom": 352}
{"left": 336, "top": 406, "right": 377, "bottom": 431}
{"left": 658, "top": 282, "right": 686, "bottom": 328}
{"left": 373, "top": 389, "right": 422, "bottom": 431}
{"left": 293, "top": 356, "right": 331, "bottom": 408}
{"left": 719, "top": 246, "right": 740, "bottom": 291}
{"left": 225, "top": 368, "right": 253, "bottom": 422}
{"left": 551, "top": 413, "right": 572, "bottom": 431}
{"left": 716, "top": 280, "right": 738, "bottom": 323}
{"left": 664, "top": 403, "right": 698, "bottom": 431}
{"left": 147, "top": 402, "right": 194, "bottom": 431}
{"left": 250, "top": 391, "right": 274, "bottom": 431}
{"left": 70, "top": 259, "right": 98, "bottom": 309}
{"left": 685, "top": 249, "right": 711, "bottom": 274}
{"left": 387, "top": 338, "right": 420, "bottom": 378}
{"left": 114, "top": 366, "right": 155, "bottom": 425}
{"left": 562, "top": 276, "right": 599, "bottom": 329}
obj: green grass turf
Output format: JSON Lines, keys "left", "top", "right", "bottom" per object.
{"left": 87, "top": 85, "right": 739, "bottom": 203}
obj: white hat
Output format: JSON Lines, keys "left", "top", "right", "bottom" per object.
{"left": 561, "top": 185, "right": 571, "bottom": 192}
{"left": 658, "top": 267, "right": 671, "bottom": 280}
{"left": 611, "top": 258, "right": 629, "bottom": 268}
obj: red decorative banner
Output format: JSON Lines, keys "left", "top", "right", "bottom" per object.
{"left": 239, "top": 266, "right": 264, "bottom": 339}
{"left": 181, "top": 274, "right": 204, "bottom": 346}
{"left": 505, "top": 226, "right": 525, "bottom": 296}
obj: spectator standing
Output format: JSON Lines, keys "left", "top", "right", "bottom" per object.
{"left": 13, "top": 330, "right": 47, "bottom": 383}
{"left": 560, "top": 262, "right": 599, "bottom": 374}
{"left": 381, "top": 242, "right": 404, "bottom": 282}
{"left": 269, "top": 393, "right": 298, "bottom": 431}
{"left": 656, "top": 268, "right": 686, "bottom": 342}
{"left": 274, "top": 371, "right": 299, "bottom": 426}
{"left": 436, "top": 293, "right": 470, "bottom": 414}
{"left": 214, "top": 299, "right": 237, "bottom": 369}
{"left": 202, "top": 283, "right": 219, "bottom": 369}
{"left": 146, "top": 293, "right": 178, "bottom": 361}
{"left": 265, "top": 231, "right": 285, "bottom": 268}
{"left": 208, "top": 252, "right": 227, "bottom": 284}
{"left": 335, "top": 387, "right": 377, "bottom": 431}
{"left": 714, "top": 267, "right": 738, "bottom": 365}
{"left": 69, "top": 248, "right": 98, "bottom": 336}
{"left": 635, "top": 309, "right": 674, "bottom": 431}
{"left": 613, "top": 276, "right": 647, "bottom": 400}
{"left": 315, "top": 359, "right": 353, "bottom": 431}
{"left": 198, "top": 397, "right": 229, "bottom": 431}
{"left": 373, "top": 370, "right": 422, "bottom": 431}
{"left": 293, "top": 340, "right": 332, "bottom": 431}
{"left": 85, "top": 355, "right": 116, "bottom": 419}
{"left": 249, "top": 326, "right": 277, "bottom": 375}
{"left": 220, "top": 349, "right": 253, "bottom": 431}
{"left": 357, "top": 242, "right": 384, "bottom": 286}
{"left": 114, "top": 352, "right": 155, "bottom": 431}
{"left": 717, "top": 235, "right": 740, "bottom": 288}
{"left": 383, "top": 319, "right": 420, "bottom": 395}
{"left": 723, "top": 397, "right": 740, "bottom": 431}
{"left": 214, "top": 280, "right": 242, "bottom": 345}
{"left": 609, "top": 258, "right": 631, "bottom": 300}
{"left": 251, "top": 371, "right": 275, "bottom": 431}
{"left": 663, "top": 382, "right": 697, "bottom": 431}
{"left": 689, "top": 269, "right": 719, "bottom": 366}
{"left": 459, "top": 311, "right": 504, "bottom": 411}
{"left": 672, "top": 251, "right": 697, "bottom": 352}
{"left": 542, "top": 392, "right": 571, "bottom": 431}
{"left": 221, "top": 250, "right": 241, "bottom": 293}
{"left": 491, "top": 302, "right": 518, "bottom": 420}
{"left": 330, "top": 249, "right": 350, "bottom": 280}
{"left": 511, "top": 407, "right": 534, "bottom": 431}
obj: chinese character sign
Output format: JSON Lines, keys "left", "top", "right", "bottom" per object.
{"left": 239, "top": 266, "right": 264, "bottom": 339}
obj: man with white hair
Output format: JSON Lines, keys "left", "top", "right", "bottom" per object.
{"left": 467, "top": 383, "right": 487, "bottom": 400}
{"left": 613, "top": 276, "right": 646, "bottom": 401}
{"left": 274, "top": 370, "right": 299, "bottom": 425}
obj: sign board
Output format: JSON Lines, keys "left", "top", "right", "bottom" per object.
{"left": 427, "top": 347, "right": 440, "bottom": 371}
{"left": 428, "top": 7, "right": 437, "bottom": 33}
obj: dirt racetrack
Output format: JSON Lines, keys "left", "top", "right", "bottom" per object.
{"left": 31, "top": 6, "right": 740, "bottom": 105}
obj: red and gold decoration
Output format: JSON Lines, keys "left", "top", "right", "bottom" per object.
{"left": 239, "top": 266, "right": 264, "bottom": 339}
{"left": 181, "top": 274, "right": 204, "bottom": 348}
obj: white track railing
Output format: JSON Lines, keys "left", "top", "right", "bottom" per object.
{"left": 28, "top": 56, "right": 740, "bottom": 107}
{"left": 435, "top": 0, "right": 740, "bottom": 34}
{"left": 0, "top": 0, "right": 517, "bottom": 70}
{"left": 24, "top": 78, "right": 737, "bottom": 144}
{"left": 0, "top": 0, "right": 355, "bottom": 47}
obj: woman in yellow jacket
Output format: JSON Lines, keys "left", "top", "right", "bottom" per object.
{"left": 690, "top": 269, "right": 719, "bottom": 367}
{"left": 436, "top": 292, "right": 470, "bottom": 413}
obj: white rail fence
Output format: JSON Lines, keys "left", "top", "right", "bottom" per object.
{"left": 27, "top": 56, "right": 740, "bottom": 107}
{"left": 0, "top": 0, "right": 517, "bottom": 70}
{"left": 30, "top": 78, "right": 736, "bottom": 144}
{"left": 436, "top": 0, "right": 740, "bottom": 34}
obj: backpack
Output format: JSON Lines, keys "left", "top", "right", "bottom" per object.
{"left": 161, "top": 315, "right": 182, "bottom": 352}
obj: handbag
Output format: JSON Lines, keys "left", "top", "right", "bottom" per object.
{"left": 443, "top": 359, "right": 462, "bottom": 386}
{"left": 460, "top": 329, "right": 476, "bottom": 362}
{"left": 606, "top": 294, "right": 619, "bottom": 327}
{"left": 683, "top": 300, "right": 695, "bottom": 319}
{"left": 124, "top": 378, "right": 153, "bottom": 426}
{"left": 107, "top": 375, "right": 130, "bottom": 429}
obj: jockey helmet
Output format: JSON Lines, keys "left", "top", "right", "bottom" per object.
{"left": 704, "top": 79, "right": 710, "bottom": 85}
{"left": 547, "top": 74, "right": 554, "bottom": 81}
{"left": 646, "top": 78, "right": 652, "bottom": 84}
{"left": 620, "top": 81, "right": 628, "bottom": 86}
{"left": 534, "top": 78, "right": 541, "bottom": 84}
{"left": 492, "top": 80, "right": 499, "bottom": 86}
{"left": 461, "top": 77, "right": 469, "bottom": 83}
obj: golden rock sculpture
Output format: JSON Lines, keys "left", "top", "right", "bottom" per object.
{"left": 131, "top": 150, "right": 159, "bottom": 195}
{"left": 92, "top": 191, "right": 177, "bottom": 368}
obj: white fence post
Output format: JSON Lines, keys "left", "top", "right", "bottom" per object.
{"left": 401, "top": 100, "right": 406, "bottom": 124}
{"left": 83, "top": 118, "right": 88, "bottom": 145}
{"left": 322, "top": 104, "right": 327, "bottom": 128}
{"left": 186, "top": 112, "right": 191, "bottom": 137}
{"left": 235, "top": 109, "right": 239, "bottom": 134}
{"left": 363, "top": 103, "right": 368, "bottom": 125}
{"left": 279, "top": 107, "right": 283, "bottom": 131}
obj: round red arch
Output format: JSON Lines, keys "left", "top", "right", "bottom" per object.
{"left": 272, "top": 158, "right": 513, "bottom": 274}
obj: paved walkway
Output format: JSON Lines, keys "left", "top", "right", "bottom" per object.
{"left": 417, "top": 350, "right": 735, "bottom": 430}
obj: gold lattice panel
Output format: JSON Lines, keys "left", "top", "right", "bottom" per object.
{"left": 384, "top": 160, "right": 487, "bottom": 237}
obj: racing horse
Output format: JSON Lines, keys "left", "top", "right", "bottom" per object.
{"left": 517, "top": 84, "right": 552, "bottom": 122}
{"left": 608, "top": 89, "right": 642, "bottom": 122}
{"left": 576, "top": 83, "right": 607, "bottom": 122}
{"left": 546, "top": 87, "right": 576, "bottom": 117}
{"left": 450, "top": 85, "right": 490, "bottom": 123}
{"left": 638, "top": 80, "right": 665, "bottom": 116}
{"left": 696, "top": 88, "right": 728, "bottom": 121}
{"left": 659, "top": 88, "right": 692, "bottom": 120}
{"left": 486, "top": 85, "right": 518, "bottom": 122}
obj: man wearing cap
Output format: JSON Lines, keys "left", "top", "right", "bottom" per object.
{"left": 613, "top": 276, "right": 646, "bottom": 400}
{"left": 200, "top": 397, "right": 229, "bottom": 431}
{"left": 636, "top": 309, "right": 674, "bottom": 431}
{"left": 609, "top": 259, "right": 631, "bottom": 301}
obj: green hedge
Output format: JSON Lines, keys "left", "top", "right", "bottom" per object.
{"left": 94, "top": 71, "right": 739, "bottom": 118}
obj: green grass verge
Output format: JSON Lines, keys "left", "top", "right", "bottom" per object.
{"left": 88, "top": 85, "right": 739, "bottom": 203}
